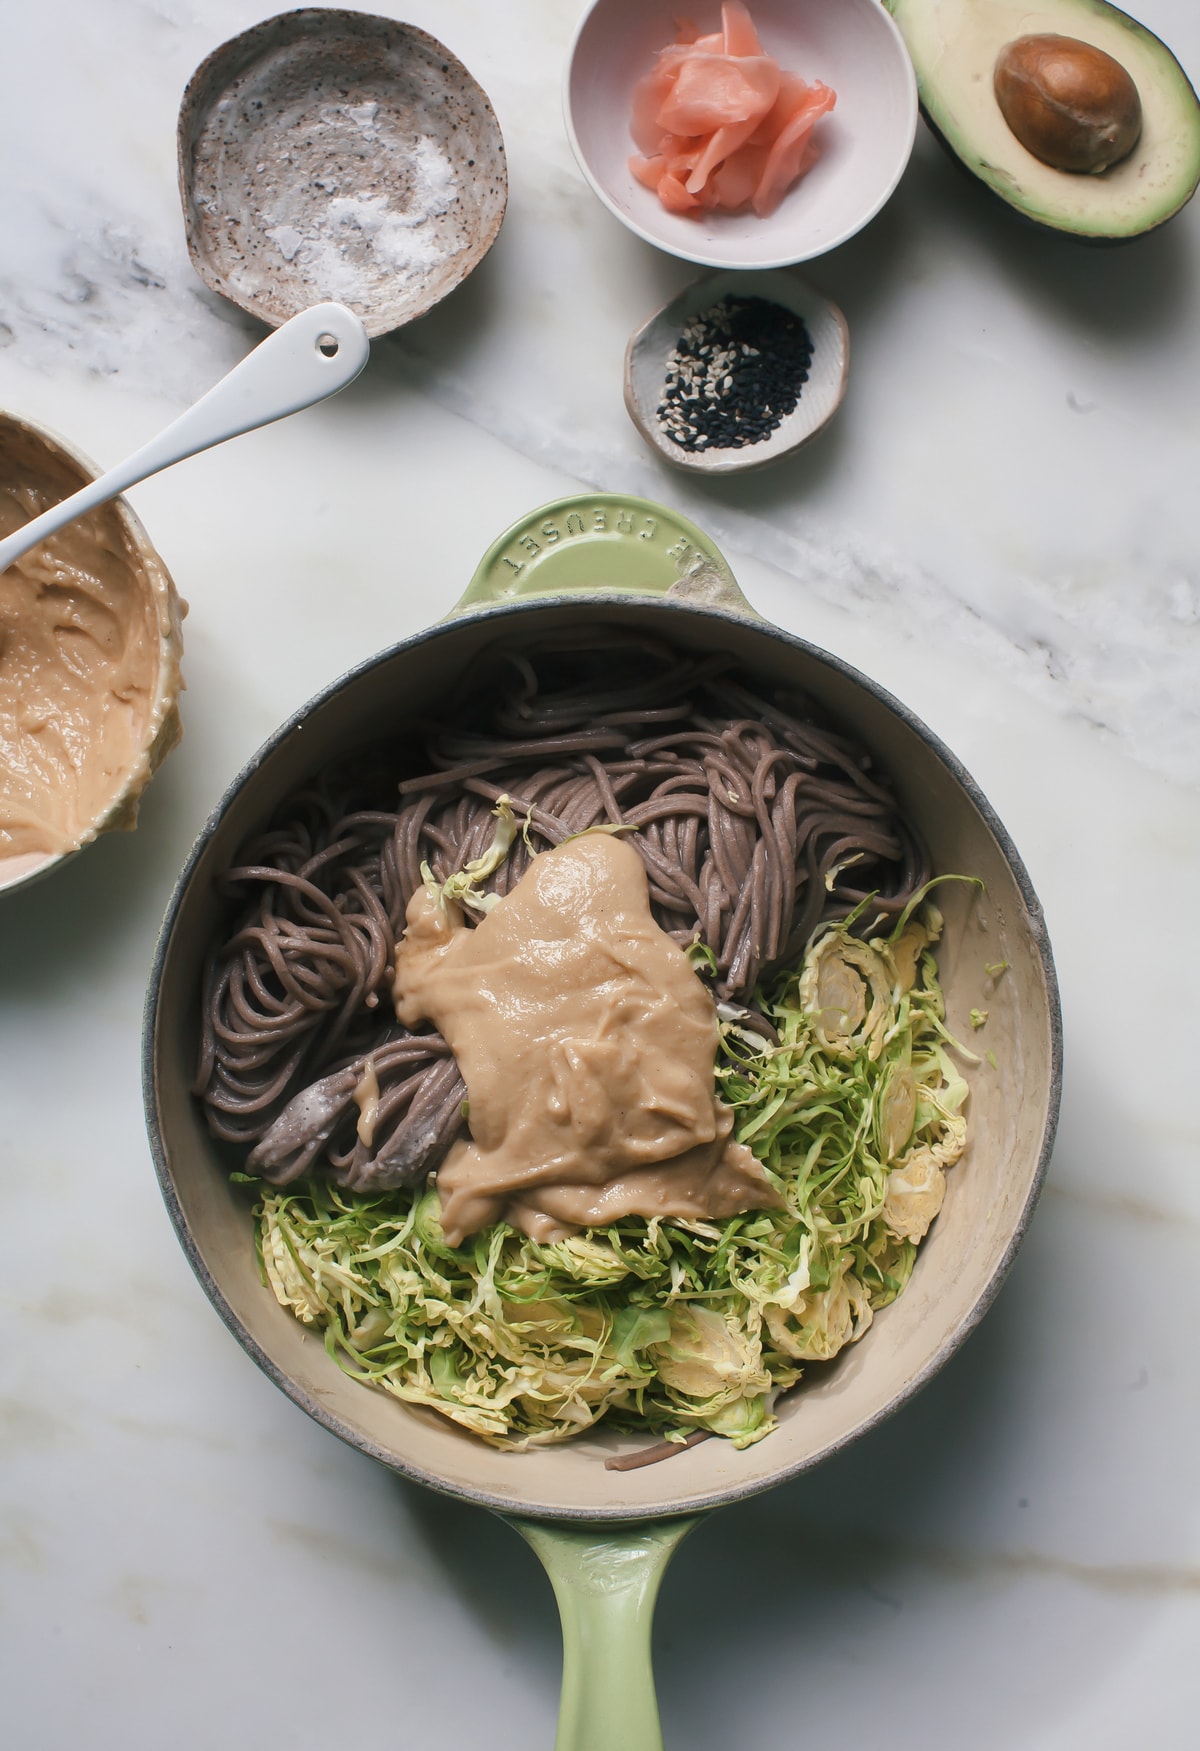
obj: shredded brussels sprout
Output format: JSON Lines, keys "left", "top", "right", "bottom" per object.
{"left": 254, "top": 895, "right": 972, "bottom": 1452}
{"left": 421, "top": 795, "right": 522, "bottom": 916}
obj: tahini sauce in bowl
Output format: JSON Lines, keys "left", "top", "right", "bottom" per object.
{"left": 0, "top": 413, "right": 185, "bottom": 895}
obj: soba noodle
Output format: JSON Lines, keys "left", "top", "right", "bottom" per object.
{"left": 196, "top": 633, "right": 928, "bottom": 1194}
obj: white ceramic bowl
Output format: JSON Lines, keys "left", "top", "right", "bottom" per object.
{"left": 564, "top": 0, "right": 918, "bottom": 269}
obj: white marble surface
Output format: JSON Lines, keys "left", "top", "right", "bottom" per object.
{"left": 1, "top": 1, "right": 1198, "bottom": 1745}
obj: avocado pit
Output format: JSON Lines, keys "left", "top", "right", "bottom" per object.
{"left": 994, "top": 33, "right": 1142, "bottom": 174}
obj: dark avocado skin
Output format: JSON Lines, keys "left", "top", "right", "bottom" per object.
{"left": 885, "top": 0, "right": 1200, "bottom": 242}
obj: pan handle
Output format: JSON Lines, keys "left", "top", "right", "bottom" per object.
{"left": 507, "top": 1514, "right": 700, "bottom": 1751}
{"left": 451, "top": 493, "right": 757, "bottom": 619}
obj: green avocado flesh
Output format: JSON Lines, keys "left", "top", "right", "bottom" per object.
{"left": 885, "top": 0, "right": 1200, "bottom": 237}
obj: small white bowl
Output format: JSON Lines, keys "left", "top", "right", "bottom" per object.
{"left": 564, "top": 0, "right": 917, "bottom": 269}
{"left": 625, "top": 270, "right": 849, "bottom": 475}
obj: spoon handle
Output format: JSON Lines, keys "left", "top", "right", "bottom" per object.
{"left": 0, "top": 302, "right": 369, "bottom": 573}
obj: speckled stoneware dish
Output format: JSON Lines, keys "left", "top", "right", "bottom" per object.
{"left": 565, "top": 0, "right": 917, "bottom": 269}
{"left": 0, "top": 412, "right": 183, "bottom": 899}
{"left": 625, "top": 269, "right": 849, "bottom": 474}
{"left": 145, "top": 494, "right": 1060, "bottom": 1750}
{"left": 178, "top": 9, "right": 507, "bottom": 338}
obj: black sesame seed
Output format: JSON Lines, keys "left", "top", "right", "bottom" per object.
{"left": 656, "top": 296, "right": 814, "bottom": 454}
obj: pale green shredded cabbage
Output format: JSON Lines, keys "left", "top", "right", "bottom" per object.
{"left": 423, "top": 794, "right": 521, "bottom": 915}
{"left": 253, "top": 895, "right": 971, "bottom": 1452}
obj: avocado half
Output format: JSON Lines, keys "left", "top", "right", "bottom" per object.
{"left": 884, "top": 0, "right": 1200, "bottom": 238}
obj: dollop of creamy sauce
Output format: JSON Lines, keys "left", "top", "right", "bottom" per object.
{"left": 392, "top": 832, "right": 780, "bottom": 1245}
{"left": 0, "top": 438, "right": 167, "bottom": 867}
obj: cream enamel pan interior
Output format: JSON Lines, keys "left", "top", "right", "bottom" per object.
{"left": 144, "top": 493, "right": 1061, "bottom": 1525}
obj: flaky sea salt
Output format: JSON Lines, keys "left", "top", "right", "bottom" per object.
{"left": 259, "top": 128, "right": 461, "bottom": 301}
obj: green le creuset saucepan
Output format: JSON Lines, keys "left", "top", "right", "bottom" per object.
{"left": 143, "top": 493, "right": 1061, "bottom": 1750}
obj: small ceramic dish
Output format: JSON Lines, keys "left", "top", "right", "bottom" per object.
{"left": 0, "top": 412, "right": 184, "bottom": 898}
{"left": 625, "top": 269, "right": 849, "bottom": 475}
{"left": 565, "top": 0, "right": 917, "bottom": 269}
{"left": 178, "top": 9, "right": 508, "bottom": 338}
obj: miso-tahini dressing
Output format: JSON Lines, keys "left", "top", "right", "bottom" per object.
{"left": 392, "top": 832, "right": 779, "bottom": 1245}
{"left": 0, "top": 461, "right": 163, "bottom": 865}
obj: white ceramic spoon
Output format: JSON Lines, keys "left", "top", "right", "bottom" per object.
{"left": 0, "top": 302, "right": 369, "bottom": 573}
